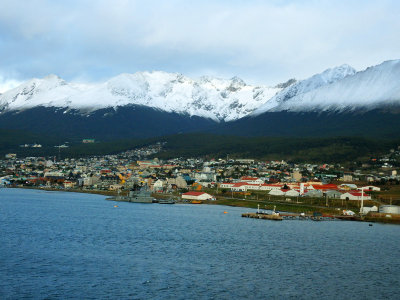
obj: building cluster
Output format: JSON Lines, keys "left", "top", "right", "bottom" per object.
{"left": 1, "top": 144, "right": 399, "bottom": 206}
{"left": 219, "top": 177, "right": 377, "bottom": 200}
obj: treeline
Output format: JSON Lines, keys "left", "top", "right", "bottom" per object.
{"left": 1, "top": 130, "right": 398, "bottom": 163}
{"left": 153, "top": 133, "right": 398, "bottom": 162}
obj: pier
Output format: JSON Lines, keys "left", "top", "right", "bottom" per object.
{"left": 241, "top": 213, "right": 283, "bottom": 221}
{"left": 242, "top": 212, "right": 359, "bottom": 222}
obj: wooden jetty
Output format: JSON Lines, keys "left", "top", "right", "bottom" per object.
{"left": 242, "top": 213, "right": 283, "bottom": 221}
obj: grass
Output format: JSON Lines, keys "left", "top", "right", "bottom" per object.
{"left": 204, "top": 197, "right": 339, "bottom": 214}
{"left": 375, "top": 186, "right": 400, "bottom": 205}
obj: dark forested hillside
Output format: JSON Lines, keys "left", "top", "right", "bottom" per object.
{"left": 213, "top": 109, "right": 400, "bottom": 138}
{"left": 0, "top": 105, "right": 216, "bottom": 140}
{"left": 154, "top": 134, "right": 398, "bottom": 162}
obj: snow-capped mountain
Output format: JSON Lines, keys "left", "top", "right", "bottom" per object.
{"left": 1, "top": 59, "right": 399, "bottom": 127}
{"left": 251, "top": 64, "right": 356, "bottom": 115}
{"left": 0, "top": 72, "right": 281, "bottom": 122}
{"left": 252, "top": 60, "right": 400, "bottom": 114}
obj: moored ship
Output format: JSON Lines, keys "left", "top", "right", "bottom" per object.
{"left": 107, "top": 187, "right": 154, "bottom": 203}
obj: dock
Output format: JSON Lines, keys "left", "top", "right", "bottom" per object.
{"left": 242, "top": 212, "right": 359, "bottom": 222}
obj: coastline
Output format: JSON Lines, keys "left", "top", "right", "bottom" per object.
{"left": 5, "top": 186, "right": 400, "bottom": 224}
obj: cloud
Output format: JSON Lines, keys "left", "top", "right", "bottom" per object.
{"left": 0, "top": 0, "right": 399, "bottom": 88}
{"left": 0, "top": 76, "right": 22, "bottom": 93}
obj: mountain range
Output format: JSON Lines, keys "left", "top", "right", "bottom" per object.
{"left": 0, "top": 71, "right": 281, "bottom": 122}
{"left": 0, "top": 59, "right": 399, "bottom": 141}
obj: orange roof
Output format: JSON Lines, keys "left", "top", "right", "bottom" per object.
{"left": 312, "top": 184, "right": 338, "bottom": 190}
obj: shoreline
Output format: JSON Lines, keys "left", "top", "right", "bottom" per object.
{"left": 5, "top": 186, "right": 400, "bottom": 224}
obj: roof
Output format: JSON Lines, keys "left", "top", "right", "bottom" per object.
{"left": 182, "top": 191, "right": 208, "bottom": 196}
{"left": 348, "top": 192, "right": 369, "bottom": 196}
{"left": 241, "top": 176, "right": 259, "bottom": 180}
{"left": 233, "top": 182, "right": 248, "bottom": 187}
{"left": 312, "top": 184, "right": 338, "bottom": 190}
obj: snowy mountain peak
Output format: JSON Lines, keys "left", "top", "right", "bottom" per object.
{"left": 1, "top": 60, "right": 398, "bottom": 121}
{"left": 317, "top": 64, "right": 356, "bottom": 83}
{"left": 251, "top": 64, "right": 357, "bottom": 115}
{"left": 255, "top": 60, "right": 400, "bottom": 114}
{"left": 0, "top": 71, "right": 280, "bottom": 121}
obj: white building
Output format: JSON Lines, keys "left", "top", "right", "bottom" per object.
{"left": 239, "top": 176, "right": 264, "bottom": 184}
{"left": 340, "top": 191, "right": 371, "bottom": 201}
{"left": 181, "top": 192, "right": 215, "bottom": 201}
{"left": 153, "top": 179, "right": 165, "bottom": 191}
{"left": 357, "top": 186, "right": 381, "bottom": 192}
{"left": 379, "top": 205, "right": 400, "bottom": 214}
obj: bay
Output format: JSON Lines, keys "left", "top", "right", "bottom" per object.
{"left": 1, "top": 188, "right": 399, "bottom": 299}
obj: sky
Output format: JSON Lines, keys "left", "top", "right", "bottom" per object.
{"left": 0, "top": 0, "right": 399, "bottom": 92}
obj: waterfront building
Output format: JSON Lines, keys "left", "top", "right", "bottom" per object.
{"left": 181, "top": 192, "right": 215, "bottom": 201}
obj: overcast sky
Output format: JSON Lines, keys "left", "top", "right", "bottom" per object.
{"left": 0, "top": 0, "right": 399, "bottom": 92}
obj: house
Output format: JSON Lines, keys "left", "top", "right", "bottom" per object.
{"left": 83, "top": 175, "right": 100, "bottom": 186}
{"left": 340, "top": 191, "right": 371, "bottom": 201}
{"left": 167, "top": 176, "right": 187, "bottom": 189}
{"left": 194, "top": 172, "right": 217, "bottom": 181}
{"left": 181, "top": 192, "right": 215, "bottom": 201}
{"left": 240, "top": 176, "right": 264, "bottom": 184}
{"left": 220, "top": 182, "right": 282, "bottom": 192}
{"left": 291, "top": 171, "right": 302, "bottom": 182}
{"left": 63, "top": 180, "right": 76, "bottom": 189}
{"left": 153, "top": 179, "right": 165, "bottom": 191}
{"left": 325, "top": 190, "right": 342, "bottom": 199}
{"left": 260, "top": 184, "right": 282, "bottom": 191}
{"left": 219, "top": 182, "right": 247, "bottom": 191}
{"left": 231, "top": 182, "right": 248, "bottom": 191}
{"left": 342, "top": 174, "right": 353, "bottom": 181}
{"left": 220, "top": 182, "right": 235, "bottom": 189}
{"left": 357, "top": 186, "right": 381, "bottom": 192}
{"left": 339, "top": 183, "right": 357, "bottom": 190}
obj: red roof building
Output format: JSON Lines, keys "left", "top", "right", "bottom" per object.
{"left": 182, "top": 192, "right": 215, "bottom": 201}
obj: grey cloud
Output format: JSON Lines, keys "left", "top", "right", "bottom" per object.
{"left": 0, "top": 0, "right": 399, "bottom": 89}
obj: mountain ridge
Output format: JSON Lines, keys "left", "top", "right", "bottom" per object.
{"left": 0, "top": 71, "right": 281, "bottom": 122}
{"left": 0, "top": 59, "right": 399, "bottom": 142}
{"left": 1, "top": 61, "right": 376, "bottom": 121}
{"left": 253, "top": 59, "right": 400, "bottom": 114}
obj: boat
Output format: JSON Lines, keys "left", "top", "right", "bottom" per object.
{"left": 191, "top": 200, "right": 202, "bottom": 204}
{"left": 158, "top": 199, "right": 175, "bottom": 204}
{"left": 107, "top": 187, "right": 154, "bottom": 203}
{"left": 241, "top": 212, "right": 283, "bottom": 221}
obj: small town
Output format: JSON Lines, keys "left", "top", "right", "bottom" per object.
{"left": 2, "top": 142, "right": 400, "bottom": 223}
{"left": 2, "top": 1, "right": 400, "bottom": 299}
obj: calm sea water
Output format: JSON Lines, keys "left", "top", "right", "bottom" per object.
{"left": 1, "top": 188, "right": 399, "bottom": 299}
